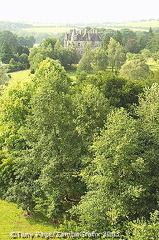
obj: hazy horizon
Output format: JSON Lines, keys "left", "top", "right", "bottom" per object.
{"left": 1, "top": 0, "right": 159, "bottom": 24}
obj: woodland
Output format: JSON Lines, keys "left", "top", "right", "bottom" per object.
{"left": 1, "top": 27, "right": 159, "bottom": 239}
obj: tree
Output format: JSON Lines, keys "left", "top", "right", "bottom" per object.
{"left": 120, "top": 29, "right": 137, "bottom": 46}
{"left": 28, "top": 38, "right": 57, "bottom": 73}
{"left": 146, "top": 34, "right": 159, "bottom": 52}
{"left": 141, "top": 49, "right": 151, "bottom": 60}
{"left": 101, "top": 34, "right": 110, "bottom": 50}
{"left": 86, "top": 72, "right": 143, "bottom": 110}
{"left": 29, "top": 37, "right": 78, "bottom": 72}
{"left": 74, "top": 108, "right": 141, "bottom": 231}
{"left": 0, "top": 63, "right": 9, "bottom": 86}
{"left": 19, "top": 53, "right": 29, "bottom": 69}
{"left": 54, "top": 41, "right": 78, "bottom": 69}
{"left": 1, "top": 42, "right": 14, "bottom": 64}
{"left": 107, "top": 38, "right": 126, "bottom": 73}
{"left": 28, "top": 47, "right": 46, "bottom": 73}
{"left": 113, "top": 30, "right": 123, "bottom": 44}
{"left": 92, "top": 47, "right": 108, "bottom": 72}
{"left": 16, "top": 45, "right": 29, "bottom": 56}
{"left": 0, "top": 77, "right": 33, "bottom": 200}
{"left": 17, "top": 35, "right": 35, "bottom": 48}
{"left": 77, "top": 44, "right": 93, "bottom": 73}
{"left": 120, "top": 57, "right": 150, "bottom": 80}
{"left": 74, "top": 84, "right": 159, "bottom": 232}
{"left": 0, "top": 31, "right": 18, "bottom": 53}
{"left": 72, "top": 83, "right": 110, "bottom": 150}
{"left": 136, "top": 31, "right": 150, "bottom": 51}
{"left": 114, "top": 42, "right": 126, "bottom": 73}
{"left": 107, "top": 38, "right": 117, "bottom": 72}
{"left": 125, "top": 38, "right": 140, "bottom": 53}
{"left": 12, "top": 58, "right": 85, "bottom": 218}
{"left": 135, "top": 84, "right": 159, "bottom": 218}
{"left": 0, "top": 31, "right": 33, "bottom": 69}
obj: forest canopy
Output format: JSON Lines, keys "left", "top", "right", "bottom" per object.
{"left": 1, "top": 26, "right": 159, "bottom": 239}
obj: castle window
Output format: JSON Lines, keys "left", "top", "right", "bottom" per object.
{"left": 78, "top": 42, "right": 80, "bottom": 47}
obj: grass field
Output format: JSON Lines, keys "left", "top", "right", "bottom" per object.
{"left": 19, "top": 20, "right": 159, "bottom": 36}
{"left": 10, "top": 70, "right": 32, "bottom": 82}
{"left": 10, "top": 69, "right": 77, "bottom": 82}
{"left": 0, "top": 200, "right": 118, "bottom": 240}
{"left": 0, "top": 200, "right": 58, "bottom": 240}
{"left": 9, "top": 60, "right": 159, "bottom": 86}
{"left": 22, "top": 25, "right": 71, "bottom": 35}
{"left": 116, "top": 20, "right": 159, "bottom": 29}
{"left": 67, "top": 70, "right": 77, "bottom": 81}
{"left": 147, "top": 58, "right": 159, "bottom": 71}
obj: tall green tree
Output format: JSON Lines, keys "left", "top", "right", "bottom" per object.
{"left": 54, "top": 41, "right": 78, "bottom": 69}
{"left": 101, "top": 34, "right": 110, "bottom": 50}
{"left": 0, "top": 77, "right": 33, "bottom": 199}
{"left": 13, "top": 58, "right": 84, "bottom": 218}
{"left": 146, "top": 34, "right": 159, "bottom": 52}
{"left": 0, "top": 63, "right": 9, "bottom": 86}
{"left": 28, "top": 47, "right": 46, "bottom": 73}
{"left": 92, "top": 47, "right": 108, "bottom": 72}
{"left": 0, "top": 31, "right": 18, "bottom": 53}
{"left": 74, "top": 84, "right": 159, "bottom": 232}
{"left": 1, "top": 42, "right": 14, "bottom": 64}
{"left": 77, "top": 44, "right": 93, "bottom": 73}
{"left": 125, "top": 38, "right": 140, "bottom": 53}
{"left": 107, "top": 38, "right": 126, "bottom": 73}
{"left": 120, "top": 29, "right": 137, "bottom": 46}
{"left": 72, "top": 83, "right": 110, "bottom": 154}
{"left": 113, "top": 30, "right": 123, "bottom": 44}
{"left": 74, "top": 108, "right": 141, "bottom": 231}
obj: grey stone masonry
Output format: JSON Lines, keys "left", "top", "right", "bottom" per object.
{"left": 64, "top": 29, "right": 101, "bottom": 56}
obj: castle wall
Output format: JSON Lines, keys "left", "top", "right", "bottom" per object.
{"left": 64, "top": 29, "right": 101, "bottom": 56}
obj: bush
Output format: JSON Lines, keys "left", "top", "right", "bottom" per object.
{"left": 126, "top": 211, "right": 159, "bottom": 240}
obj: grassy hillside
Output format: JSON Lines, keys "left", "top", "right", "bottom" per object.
{"left": 0, "top": 200, "right": 58, "bottom": 240}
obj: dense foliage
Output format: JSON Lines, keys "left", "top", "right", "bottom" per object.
{"left": 1, "top": 26, "right": 159, "bottom": 239}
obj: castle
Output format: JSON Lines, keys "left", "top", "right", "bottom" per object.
{"left": 64, "top": 29, "right": 101, "bottom": 56}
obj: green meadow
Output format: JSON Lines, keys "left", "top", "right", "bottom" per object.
{"left": 0, "top": 200, "right": 58, "bottom": 240}
{"left": 21, "top": 24, "right": 71, "bottom": 35}
{"left": 10, "top": 70, "right": 32, "bottom": 82}
{"left": 9, "top": 58, "right": 159, "bottom": 84}
{"left": 10, "top": 69, "right": 77, "bottom": 82}
{"left": 19, "top": 20, "right": 159, "bottom": 35}
{"left": 147, "top": 58, "right": 159, "bottom": 71}
{"left": 0, "top": 200, "right": 116, "bottom": 240}
{"left": 116, "top": 20, "right": 159, "bottom": 29}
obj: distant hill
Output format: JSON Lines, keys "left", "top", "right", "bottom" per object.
{"left": 0, "top": 19, "right": 159, "bottom": 44}
{"left": 109, "top": 19, "right": 159, "bottom": 30}
{"left": 0, "top": 19, "right": 159, "bottom": 33}
{"left": 77, "top": 19, "right": 159, "bottom": 30}
{"left": 0, "top": 21, "right": 32, "bottom": 32}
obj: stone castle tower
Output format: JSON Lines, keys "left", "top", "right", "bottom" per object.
{"left": 64, "top": 29, "right": 101, "bottom": 56}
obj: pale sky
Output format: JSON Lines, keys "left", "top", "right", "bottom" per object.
{"left": 1, "top": 0, "right": 159, "bottom": 23}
